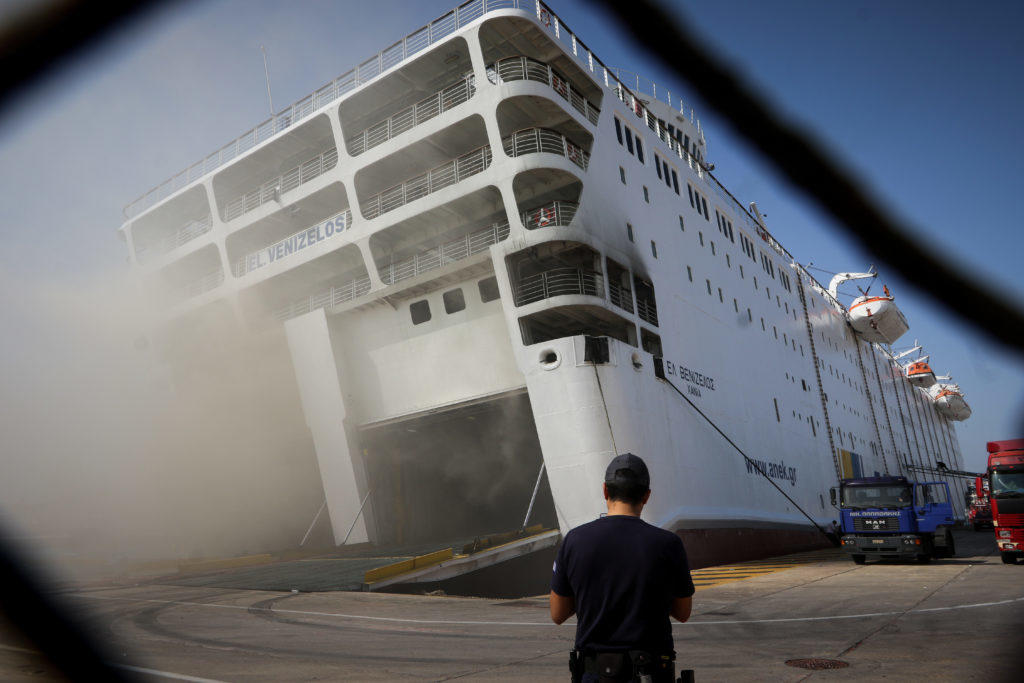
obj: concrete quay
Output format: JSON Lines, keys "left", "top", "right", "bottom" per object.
{"left": 0, "top": 530, "right": 1020, "bottom": 681}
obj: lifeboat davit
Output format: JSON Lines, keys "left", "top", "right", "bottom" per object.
{"left": 847, "top": 288, "right": 909, "bottom": 344}
{"left": 932, "top": 386, "right": 972, "bottom": 421}
{"left": 905, "top": 360, "right": 936, "bottom": 388}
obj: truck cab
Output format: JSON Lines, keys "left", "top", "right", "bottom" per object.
{"left": 987, "top": 439, "right": 1024, "bottom": 564}
{"left": 831, "top": 476, "right": 956, "bottom": 564}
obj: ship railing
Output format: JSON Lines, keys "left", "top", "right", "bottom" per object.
{"left": 487, "top": 56, "right": 600, "bottom": 125}
{"left": 123, "top": 0, "right": 702, "bottom": 221}
{"left": 231, "top": 209, "right": 353, "bottom": 277}
{"left": 520, "top": 199, "right": 578, "bottom": 230}
{"left": 380, "top": 219, "right": 510, "bottom": 285}
{"left": 502, "top": 127, "right": 589, "bottom": 170}
{"left": 607, "top": 280, "right": 634, "bottom": 314}
{"left": 636, "top": 298, "right": 659, "bottom": 327}
{"left": 514, "top": 267, "right": 603, "bottom": 306}
{"left": 167, "top": 269, "right": 224, "bottom": 305}
{"left": 347, "top": 74, "right": 476, "bottom": 156}
{"left": 222, "top": 148, "right": 339, "bottom": 223}
{"left": 272, "top": 275, "right": 373, "bottom": 322}
{"left": 362, "top": 145, "right": 492, "bottom": 220}
{"left": 134, "top": 214, "right": 212, "bottom": 262}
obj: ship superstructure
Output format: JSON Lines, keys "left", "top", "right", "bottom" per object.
{"left": 118, "top": 0, "right": 968, "bottom": 567}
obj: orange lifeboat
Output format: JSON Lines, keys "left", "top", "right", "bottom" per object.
{"left": 905, "top": 360, "right": 936, "bottom": 388}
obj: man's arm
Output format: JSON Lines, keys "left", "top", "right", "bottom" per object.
{"left": 670, "top": 596, "right": 692, "bottom": 623}
{"left": 550, "top": 591, "right": 575, "bottom": 624}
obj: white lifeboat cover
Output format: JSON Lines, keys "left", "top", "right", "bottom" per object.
{"left": 932, "top": 387, "right": 972, "bottom": 421}
{"left": 848, "top": 295, "right": 909, "bottom": 344}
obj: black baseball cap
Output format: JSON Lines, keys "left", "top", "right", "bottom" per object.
{"left": 605, "top": 452, "right": 650, "bottom": 488}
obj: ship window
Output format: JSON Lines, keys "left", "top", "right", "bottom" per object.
{"left": 747, "top": 308, "right": 752, "bottom": 322}
{"left": 702, "top": 197, "right": 709, "bottom": 220}
{"left": 643, "top": 186, "right": 650, "bottom": 203}
{"left": 718, "top": 287, "right": 724, "bottom": 303}
{"left": 726, "top": 254, "right": 731, "bottom": 268}
{"left": 773, "top": 326, "right": 778, "bottom": 339}
{"left": 615, "top": 117, "right": 623, "bottom": 144}
{"left": 754, "top": 276, "right": 758, "bottom": 290}
{"left": 679, "top": 215, "right": 685, "bottom": 231}
{"left": 671, "top": 169, "right": 679, "bottom": 194}
{"left": 733, "top": 298, "right": 738, "bottom": 312}
{"left": 625, "top": 128, "right": 634, "bottom": 154}
{"left": 761, "top": 317, "right": 766, "bottom": 331}
{"left": 687, "top": 266, "right": 693, "bottom": 282}
{"left": 627, "top": 223, "right": 634, "bottom": 242}
{"left": 443, "top": 288, "right": 466, "bottom": 314}
{"left": 635, "top": 138, "right": 644, "bottom": 163}
{"left": 710, "top": 241, "right": 716, "bottom": 255}
{"left": 478, "top": 276, "right": 500, "bottom": 302}
{"left": 740, "top": 264, "right": 744, "bottom": 279}
{"left": 410, "top": 299, "right": 431, "bottom": 325}
{"left": 774, "top": 398, "right": 781, "bottom": 422}
{"left": 651, "top": 240, "right": 657, "bottom": 258}
{"left": 655, "top": 156, "right": 662, "bottom": 179}
{"left": 706, "top": 279, "right": 712, "bottom": 295}
{"left": 683, "top": 134, "right": 690, "bottom": 155}
{"left": 687, "top": 183, "right": 695, "bottom": 208}
{"left": 620, "top": 166, "right": 626, "bottom": 184}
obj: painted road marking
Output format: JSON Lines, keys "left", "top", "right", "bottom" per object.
{"left": 691, "top": 548, "right": 846, "bottom": 588}
{"left": 75, "top": 592, "right": 1024, "bottom": 628}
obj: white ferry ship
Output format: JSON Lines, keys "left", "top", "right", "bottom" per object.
{"left": 119, "top": 0, "right": 969, "bottom": 570}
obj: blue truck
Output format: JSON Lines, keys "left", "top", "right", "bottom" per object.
{"left": 830, "top": 476, "right": 956, "bottom": 564}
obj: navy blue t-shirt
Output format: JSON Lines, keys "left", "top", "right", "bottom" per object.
{"left": 551, "top": 515, "right": 694, "bottom": 653}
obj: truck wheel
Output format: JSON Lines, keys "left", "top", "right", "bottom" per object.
{"left": 916, "top": 554, "right": 931, "bottom": 564}
{"left": 1001, "top": 552, "right": 1018, "bottom": 565}
{"left": 851, "top": 554, "right": 866, "bottom": 565}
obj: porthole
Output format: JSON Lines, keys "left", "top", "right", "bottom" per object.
{"left": 539, "top": 349, "right": 560, "bottom": 370}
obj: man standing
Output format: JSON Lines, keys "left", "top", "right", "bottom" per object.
{"left": 550, "top": 453, "right": 695, "bottom": 682}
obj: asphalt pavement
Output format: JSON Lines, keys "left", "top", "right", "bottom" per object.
{"left": 1, "top": 529, "right": 1020, "bottom": 681}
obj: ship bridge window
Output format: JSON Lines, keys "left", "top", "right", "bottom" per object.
{"left": 671, "top": 169, "right": 680, "bottom": 194}
{"left": 625, "top": 127, "right": 634, "bottom": 154}
{"left": 410, "top": 299, "right": 431, "bottom": 325}
{"left": 478, "top": 276, "right": 500, "bottom": 303}
{"left": 615, "top": 117, "right": 623, "bottom": 144}
{"left": 443, "top": 288, "right": 466, "bottom": 314}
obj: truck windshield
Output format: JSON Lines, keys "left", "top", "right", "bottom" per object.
{"left": 841, "top": 485, "right": 913, "bottom": 509}
{"left": 991, "top": 471, "right": 1024, "bottom": 498}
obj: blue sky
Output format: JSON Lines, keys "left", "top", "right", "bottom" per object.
{"left": 1, "top": 0, "right": 1021, "bottom": 476}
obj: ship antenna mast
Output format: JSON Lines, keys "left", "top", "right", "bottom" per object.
{"left": 261, "top": 44, "right": 275, "bottom": 116}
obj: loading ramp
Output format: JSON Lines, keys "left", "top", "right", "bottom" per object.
{"left": 160, "top": 526, "right": 559, "bottom": 595}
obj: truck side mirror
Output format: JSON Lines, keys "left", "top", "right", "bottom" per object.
{"left": 829, "top": 488, "right": 836, "bottom": 506}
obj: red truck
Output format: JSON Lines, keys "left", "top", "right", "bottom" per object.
{"left": 968, "top": 475, "right": 993, "bottom": 530}
{"left": 987, "top": 439, "right": 1024, "bottom": 564}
